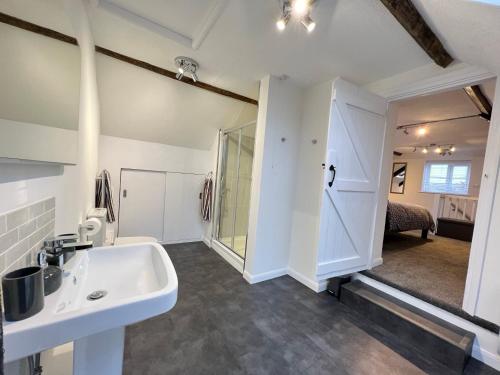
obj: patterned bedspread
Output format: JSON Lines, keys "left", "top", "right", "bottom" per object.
{"left": 386, "top": 201, "right": 436, "bottom": 233}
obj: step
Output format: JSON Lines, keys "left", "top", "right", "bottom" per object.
{"left": 340, "top": 280, "right": 475, "bottom": 373}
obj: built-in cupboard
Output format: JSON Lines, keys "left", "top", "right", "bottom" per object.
{"left": 118, "top": 169, "right": 205, "bottom": 244}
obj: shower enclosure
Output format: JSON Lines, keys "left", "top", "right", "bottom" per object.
{"left": 216, "top": 122, "right": 256, "bottom": 258}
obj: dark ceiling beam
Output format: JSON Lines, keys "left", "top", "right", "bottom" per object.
{"left": 464, "top": 85, "right": 492, "bottom": 121}
{"left": 379, "top": 0, "right": 453, "bottom": 68}
{"left": 0, "top": 11, "right": 258, "bottom": 106}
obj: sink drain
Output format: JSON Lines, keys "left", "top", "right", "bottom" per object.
{"left": 87, "top": 290, "right": 107, "bottom": 301}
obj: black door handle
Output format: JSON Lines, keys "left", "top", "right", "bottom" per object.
{"left": 328, "top": 165, "right": 336, "bottom": 187}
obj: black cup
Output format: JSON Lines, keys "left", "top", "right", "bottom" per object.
{"left": 2, "top": 266, "right": 44, "bottom": 321}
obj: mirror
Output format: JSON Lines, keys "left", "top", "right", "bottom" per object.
{"left": 391, "top": 162, "right": 407, "bottom": 194}
{"left": 0, "top": 22, "right": 80, "bottom": 164}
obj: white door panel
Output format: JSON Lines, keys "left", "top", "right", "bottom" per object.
{"left": 317, "top": 78, "right": 387, "bottom": 278}
{"left": 164, "top": 173, "right": 204, "bottom": 243}
{"left": 118, "top": 169, "right": 166, "bottom": 241}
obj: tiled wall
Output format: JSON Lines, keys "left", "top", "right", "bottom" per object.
{"left": 0, "top": 197, "right": 55, "bottom": 276}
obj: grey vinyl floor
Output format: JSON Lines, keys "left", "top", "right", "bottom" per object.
{"left": 123, "top": 242, "right": 497, "bottom": 375}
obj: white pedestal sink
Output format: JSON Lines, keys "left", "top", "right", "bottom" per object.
{"left": 3, "top": 242, "right": 178, "bottom": 374}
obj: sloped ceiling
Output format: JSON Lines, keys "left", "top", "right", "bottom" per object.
{"left": 412, "top": 0, "right": 500, "bottom": 75}
{"left": 3, "top": 0, "right": 498, "bottom": 150}
{"left": 87, "top": 0, "right": 435, "bottom": 99}
{"left": 97, "top": 54, "right": 257, "bottom": 150}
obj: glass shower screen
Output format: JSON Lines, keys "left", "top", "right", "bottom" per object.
{"left": 216, "top": 123, "right": 256, "bottom": 259}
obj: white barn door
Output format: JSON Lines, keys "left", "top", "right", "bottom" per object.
{"left": 317, "top": 78, "right": 388, "bottom": 278}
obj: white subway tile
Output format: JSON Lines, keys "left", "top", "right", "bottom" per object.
{"left": 6, "top": 207, "right": 29, "bottom": 231}
{"left": 0, "top": 229, "right": 19, "bottom": 254}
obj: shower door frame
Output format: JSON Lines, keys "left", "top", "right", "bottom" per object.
{"left": 214, "top": 121, "right": 256, "bottom": 260}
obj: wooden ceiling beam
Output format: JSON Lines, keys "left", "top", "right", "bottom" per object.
{"left": 0, "top": 11, "right": 258, "bottom": 106}
{"left": 464, "top": 85, "right": 492, "bottom": 121}
{"left": 379, "top": 0, "right": 453, "bottom": 68}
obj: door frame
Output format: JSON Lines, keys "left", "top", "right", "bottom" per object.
{"left": 370, "top": 64, "right": 498, "bottom": 316}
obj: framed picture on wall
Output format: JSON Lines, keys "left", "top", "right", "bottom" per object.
{"left": 391, "top": 162, "right": 407, "bottom": 194}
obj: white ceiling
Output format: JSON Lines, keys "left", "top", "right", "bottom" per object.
{"left": 2, "top": 0, "right": 499, "bottom": 150}
{"left": 394, "top": 79, "right": 496, "bottom": 157}
{"left": 412, "top": 0, "right": 500, "bottom": 76}
{"left": 86, "top": 0, "right": 438, "bottom": 99}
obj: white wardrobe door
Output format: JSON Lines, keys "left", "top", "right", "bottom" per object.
{"left": 118, "top": 169, "right": 166, "bottom": 240}
{"left": 164, "top": 173, "right": 204, "bottom": 243}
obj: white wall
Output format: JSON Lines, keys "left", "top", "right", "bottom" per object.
{"left": 244, "top": 76, "right": 303, "bottom": 282}
{"left": 473, "top": 77, "right": 500, "bottom": 325}
{"left": 98, "top": 135, "right": 216, "bottom": 237}
{"left": 288, "top": 81, "right": 332, "bottom": 289}
{"left": 0, "top": 163, "right": 80, "bottom": 236}
{"left": 388, "top": 155, "right": 485, "bottom": 218}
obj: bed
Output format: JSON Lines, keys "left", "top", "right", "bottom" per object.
{"left": 386, "top": 201, "right": 436, "bottom": 239}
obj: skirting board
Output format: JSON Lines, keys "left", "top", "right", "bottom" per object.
{"left": 353, "top": 273, "right": 500, "bottom": 371}
{"left": 161, "top": 238, "right": 203, "bottom": 245}
{"left": 287, "top": 268, "right": 328, "bottom": 293}
{"left": 202, "top": 236, "right": 212, "bottom": 248}
{"left": 243, "top": 268, "right": 287, "bottom": 284}
{"left": 211, "top": 239, "right": 244, "bottom": 273}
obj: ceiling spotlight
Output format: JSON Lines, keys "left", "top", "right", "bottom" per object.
{"left": 301, "top": 14, "right": 316, "bottom": 32}
{"left": 292, "top": 0, "right": 309, "bottom": 16}
{"left": 435, "top": 147, "right": 442, "bottom": 154}
{"left": 450, "top": 146, "right": 456, "bottom": 152}
{"left": 174, "top": 56, "right": 199, "bottom": 83}
{"left": 422, "top": 147, "right": 428, "bottom": 154}
{"left": 417, "top": 127, "right": 427, "bottom": 136}
{"left": 276, "top": 13, "right": 290, "bottom": 30}
{"left": 276, "top": 0, "right": 316, "bottom": 33}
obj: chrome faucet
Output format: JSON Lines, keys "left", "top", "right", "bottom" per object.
{"left": 41, "top": 237, "right": 93, "bottom": 267}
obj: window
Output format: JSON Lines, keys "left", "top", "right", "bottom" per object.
{"left": 422, "top": 161, "right": 471, "bottom": 195}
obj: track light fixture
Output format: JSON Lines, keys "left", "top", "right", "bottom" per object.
{"left": 400, "top": 144, "right": 456, "bottom": 156}
{"left": 174, "top": 56, "right": 199, "bottom": 83}
{"left": 276, "top": 0, "right": 316, "bottom": 33}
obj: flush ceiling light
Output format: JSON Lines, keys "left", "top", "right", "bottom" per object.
{"left": 276, "top": 0, "right": 316, "bottom": 33}
{"left": 174, "top": 56, "right": 199, "bottom": 82}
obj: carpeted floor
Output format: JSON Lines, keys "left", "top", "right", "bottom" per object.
{"left": 366, "top": 231, "right": 470, "bottom": 309}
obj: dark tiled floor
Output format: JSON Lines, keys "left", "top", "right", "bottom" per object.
{"left": 123, "top": 242, "right": 497, "bottom": 375}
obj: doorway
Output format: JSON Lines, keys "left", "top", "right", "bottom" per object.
{"left": 364, "top": 78, "right": 497, "bottom": 324}
{"left": 215, "top": 122, "right": 256, "bottom": 259}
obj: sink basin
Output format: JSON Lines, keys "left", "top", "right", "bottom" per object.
{"left": 4, "top": 242, "right": 178, "bottom": 370}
